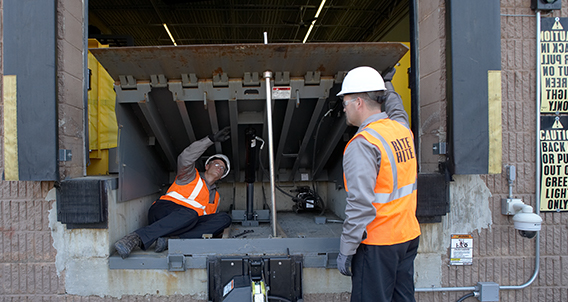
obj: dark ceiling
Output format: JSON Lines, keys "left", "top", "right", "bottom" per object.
{"left": 88, "top": 0, "right": 410, "bottom": 46}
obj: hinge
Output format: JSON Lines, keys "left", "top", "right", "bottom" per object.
{"left": 118, "top": 75, "right": 137, "bottom": 89}
{"left": 212, "top": 73, "right": 229, "bottom": 87}
{"left": 167, "top": 254, "right": 186, "bottom": 271}
{"left": 304, "top": 71, "right": 321, "bottom": 85}
{"left": 433, "top": 142, "right": 447, "bottom": 155}
{"left": 59, "top": 149, "right": 72, "bottom": 161}
{"left": 150, "top": 74, "right": 168, "bottom": 88}
{"left": 243, "top": 72, "right": 260, "bottom": 86}
{"left": 181, "top": 73, "right": 198, "bottom": 88}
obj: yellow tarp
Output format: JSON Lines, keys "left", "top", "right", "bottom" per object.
{"left": 87, "top": 39, "right": 118, "bottom": 174}
{"left": 391, "top": 42, "right": 412, "bottom": 126}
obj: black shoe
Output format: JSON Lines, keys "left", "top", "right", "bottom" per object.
{"left": 114, "top": 232, "right": 141, "bottom": 259}
{"left": 155, "top": 237, "right": 168, "bottom": 253}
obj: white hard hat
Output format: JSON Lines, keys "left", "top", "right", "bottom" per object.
{"left": 206, "top": 154, "right": 230, "bottom": 179}
{"left": 336, "top": 66, "right": 386, "bottom": 96}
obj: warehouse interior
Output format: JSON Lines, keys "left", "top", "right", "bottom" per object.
{"left": 87, "top": 0, "right": 411, "bottom": 46}
{"left": 79, "top": 0, "right": 455, "bottom": 243}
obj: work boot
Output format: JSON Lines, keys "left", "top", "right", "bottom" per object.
{"left": 154, "top": 237, "right": 168, "bottom": 253}
{"left": 114, "top": 232, "right": 141, "bottom": 259}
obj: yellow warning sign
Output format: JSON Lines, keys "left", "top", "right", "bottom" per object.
{"left": 540, "top": 115, "right": 568, "bottom": 212}
{"left": 553, "top": 19, "right": 564, "bottom": 30}
{"left": 540, "top": 17, "right": 568, "bottom": 114}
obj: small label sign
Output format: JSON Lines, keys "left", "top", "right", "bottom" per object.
{"left": 272, "top": 87, "right": 291, "bottom": 99}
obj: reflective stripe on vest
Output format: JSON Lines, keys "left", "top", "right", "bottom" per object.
{"left": 365, "top": 128, "right": 417, "bottom": 203}
{"left": 165, "top": 176, "right": 208, "bottom": 214}
{"left": 160, "top": 170, "right": 219, "bottom": 216}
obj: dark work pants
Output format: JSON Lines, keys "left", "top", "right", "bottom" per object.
{"left": 350, "top": 236, "right": 420, "bottom": 302}
{"left": 135, "top": 199, "right": 232, "bottom": 250}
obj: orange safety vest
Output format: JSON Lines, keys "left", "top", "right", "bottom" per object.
{"left": 344, "top": 118, "right": 420, "bottom": 246}
{"left": 159, "top": 170, "right": 220, "bottom": 216}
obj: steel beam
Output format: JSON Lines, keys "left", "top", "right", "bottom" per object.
{"left": 207, "top": 99, "right": 222, "bottom": 154}
{"left": 313, "top": 116, "right": 347, "bottom": 179}
{"left": 288, "top": 97, "right": 327, "bottom": 181}
{"left": 138, "top": 92, "right": 177, "bottom": 170}
{"left": 274, "top": 98, "right": 297, "bottom": 172}
{"left": 175, "top": 100, "right": 197, "bottom": 143}
{"left": 228, "top": 99, "right": 241, "bottom": 181}
{"left": 109, "top": 237, "right": 340, "bottom": 270}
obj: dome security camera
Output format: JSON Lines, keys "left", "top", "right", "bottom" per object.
{"left": 513, "top": 207, "right": 542, "bottom": 239}
{"left": 501, "top": 198, "right": 542, "bottom": 239}
{"left": 518, "top": 230, "right": 537, "bottom": 239}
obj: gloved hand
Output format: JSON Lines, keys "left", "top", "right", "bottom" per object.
{"left": 337, "top": 252, "right": 353, "bottom": 276}
{"left": 382, "top": 67, "right": 396, "bottom": 82}
{"left": 209, "top": 126, "right": 231, "bottom": 143}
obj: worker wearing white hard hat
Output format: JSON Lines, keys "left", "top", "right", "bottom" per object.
{"left": 205, "top": 153, "right": 231, "bottom": 179}
{"left": 336, "top": 65, "right": 387, "bottom": 96}
{"left": 114, "top": 127, "right": 233, "bottom": 259}
{"left": 337, "top": 66, "right": 421, "bottom": 302}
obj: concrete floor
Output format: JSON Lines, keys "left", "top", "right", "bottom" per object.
{"left": 227, "top": 211, "right": 344, "bottom": 239}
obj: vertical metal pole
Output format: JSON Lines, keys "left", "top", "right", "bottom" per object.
{"left": 264, "top": 70, "right": 278, "bottom": 237}
{"left": 409, "top": 0, "right": 421, "bottom": 171}
{"left": 245, "top": 128, "right": 257, "bottom": 221}
{"left": 83, "top": 0, "right": 90, "bottom": 177}
{"left": 535, "top": 12, "right": 542, "bottom": 217}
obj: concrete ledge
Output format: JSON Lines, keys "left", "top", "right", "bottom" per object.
{"left": 110, "top": 237, "right": 340, "bottom": 270}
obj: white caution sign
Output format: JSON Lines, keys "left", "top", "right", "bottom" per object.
{"left": 450, "top": 234, "right": 473, "bottom": 266}
{"left": 540, "top": 115, "right": 568, "bottom": 212}
{"left": 540, "top": 17, "right": 568, "bottom": 114}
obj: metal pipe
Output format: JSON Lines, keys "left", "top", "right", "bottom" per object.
{"left": 245, "top": 127, "right": 257, "bottom": 220}
{"left": 409, "top": 0, "right": 421, "bottom": 170}
{"left": 506, "top": 165, "right": 515, "bottom": 198}
{"left": 415, "top": 286, "right": 476, "bottom": 293}
{"left": 83, "top": 0, "right": 90, "bottom": 177}
{"left": 246, "top": 183, "right": 254, "bottom": 220}
{"left": 264, "top": 71, "right": 278, "bottom": 237}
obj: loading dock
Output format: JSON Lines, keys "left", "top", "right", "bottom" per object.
{"left": 74, "top": 42, "right": 447, "bottom": 301}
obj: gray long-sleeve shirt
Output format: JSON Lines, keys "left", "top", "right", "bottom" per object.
{"left": 168, "top": 136, "right": 219, "bottom": 206}
{"left": 340, "top": 82, "right": 411, "bottom": 255}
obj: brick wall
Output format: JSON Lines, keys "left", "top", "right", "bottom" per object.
{"left": 0, "top": 182, "right": 63, "bottom": 298}
{"left": 57, "top": 0, "right": 87, "bottom": 180}
{"left": 417, "top": 0, "right": 447, "bottom": 174}
{"left": 415, "top": 1, "right": 568, "bottom": 301}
